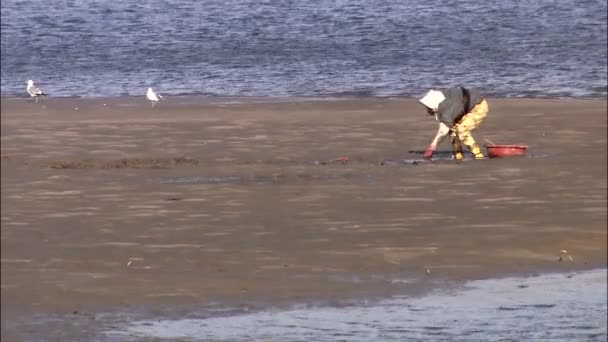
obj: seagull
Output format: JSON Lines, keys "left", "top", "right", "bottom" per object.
{"left": 146, "top": 87, "right": 163, "bottom": 107}
{"left": 26, "top": 80, "right": 47, "bottom": 102}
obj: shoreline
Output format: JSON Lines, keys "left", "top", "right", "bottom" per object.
{"left": 2, "top": 93, "right": 607, "bottom": 103}
{"left": 107, "top": 268, "right": 607, "bottom": 341}
{"left": 4, "top": 268, "right": 606, "bottom": 340}
{"left": 1, "top": 97, "right": 606, "bottom": 338}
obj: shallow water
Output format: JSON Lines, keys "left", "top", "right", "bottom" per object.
{"left": 106, "top": 269, "right": 607, "bottom": 341}
{"left": 2, "top": 0, "right": 606, "bottom": 98}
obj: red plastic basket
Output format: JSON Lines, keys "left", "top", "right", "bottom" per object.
{"left": 485, "top": 144, "right": 528, "bottom": 158}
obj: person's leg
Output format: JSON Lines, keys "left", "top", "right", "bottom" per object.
{"left": 450, "top": 130, "right": 465, "bottom": 160}
{"left": 455, "top": 100, "right": 489, "bottom": 159}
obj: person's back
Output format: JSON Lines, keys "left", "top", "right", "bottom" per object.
{"left": 435, "top": 87, "right": 484, "bottom": 126}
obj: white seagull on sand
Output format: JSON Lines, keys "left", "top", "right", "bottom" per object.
{"left": 26, "top": 80, "right": 47, "bottom": 102}
{"left": 146, "top": 87, "right": 163, "bottom": 107}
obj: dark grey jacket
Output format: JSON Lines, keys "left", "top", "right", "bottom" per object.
{"left": 436, "top": 87, "right": 484, "bottom": 126}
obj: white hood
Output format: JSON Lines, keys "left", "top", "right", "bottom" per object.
{"left": 419, "top": 90, "right": 446, "bottom": 110}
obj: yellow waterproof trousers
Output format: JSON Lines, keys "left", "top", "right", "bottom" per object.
{"left": 450, "top": 99, "right": 489, "bottom": 160}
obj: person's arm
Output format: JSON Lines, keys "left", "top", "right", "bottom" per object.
{"left": 424, "top": 122, "right": 451, "bottom": 159}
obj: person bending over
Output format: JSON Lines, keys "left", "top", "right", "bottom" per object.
{"left": 419, "top": 87, "right": 489, "bottom": 160}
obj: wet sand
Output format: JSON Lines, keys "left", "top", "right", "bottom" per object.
{"left": 1, "top": 96, "right": 607, "bottom": 338}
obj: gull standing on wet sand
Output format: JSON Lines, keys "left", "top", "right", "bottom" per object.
{"left": 146, "top": 87, "right": 163, "bottom": 107}
{"left": 26, "top": 80, "right": 47, "bottom": 102}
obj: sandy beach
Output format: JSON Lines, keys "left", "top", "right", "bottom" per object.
{"left": 1, "top": 96, "right": 606, "bottom": 338}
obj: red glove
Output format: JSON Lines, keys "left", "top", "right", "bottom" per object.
{"left": 423, "top": 144, "right": 436, "bottom": 159}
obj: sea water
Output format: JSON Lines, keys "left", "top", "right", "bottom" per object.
{"left": 106, "top": 269, "right": 607, "bottom": 341}
{"left": 1, "top": 0, "right": 606, "bottom": 99}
